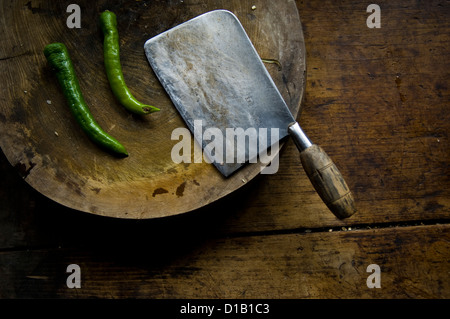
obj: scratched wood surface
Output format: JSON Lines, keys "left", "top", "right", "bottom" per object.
{"left": 0, "top": 0, "right": 305, "bottom": 219}
{"left": 0, "top": 0, "right": 449, "bottom": 299}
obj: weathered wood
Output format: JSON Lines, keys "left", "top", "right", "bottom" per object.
{"left": 214, "top": 0, "right": 450, "bottom": 231}
{"left": 1, "top": 225, "right": 448, "bottom": 298}
{"left": 0, "top": 0, "right": 447, "bottom": 227}
{"left": 0, "top": 0, "right": 449, "bottom": 301}
{"left": 0, "top": 0, "right": 305, "bottom": 219}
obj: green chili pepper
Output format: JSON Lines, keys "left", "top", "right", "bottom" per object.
{"left": 100, "top": 10, "right": 159, "bottom": 115}
{"left": 44, "top": 42, "right": 128, "bottom": 157}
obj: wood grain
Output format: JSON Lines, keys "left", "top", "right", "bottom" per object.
{"left": 1, "top": 224, "right": 448, "bottom": 298}
{"left": 0, "top": 0, "right": 305, "bottom": 219}
{"left": 300, "top": 144, "right": 356, "bottom": 219}
{"left": 214, "top": 0, "right": 450, "bottom": 231}
{"left": 0, "top": 0, "right": 449, "bottom": 300}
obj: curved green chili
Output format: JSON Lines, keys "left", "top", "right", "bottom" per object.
{"left": 44, "top": 42, "right": 128, "bottom": 157}
{"left": 100, "top": 10, "right": 159, "bottom": 115}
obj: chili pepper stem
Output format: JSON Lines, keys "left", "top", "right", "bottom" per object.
{"left": 100, "top": 10, "right": 160, "bottom": 115}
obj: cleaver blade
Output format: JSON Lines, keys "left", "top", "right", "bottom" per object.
{"left": 144, "top": 10, "right": 357, "bottom": 219}
{"left": 144, "top": 10, "right": 295, "bottom": 177}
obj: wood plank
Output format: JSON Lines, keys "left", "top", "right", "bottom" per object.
{"left": 1, "top": 224, "right": 448, "bottom": 298}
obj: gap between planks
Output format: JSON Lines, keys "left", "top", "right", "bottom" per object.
{"left": 0, "top": 218, "right": 448, "bottom": 254}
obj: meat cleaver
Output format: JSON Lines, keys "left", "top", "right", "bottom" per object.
{"left": 144, "top": 10, "right": 356, "bottom": 219}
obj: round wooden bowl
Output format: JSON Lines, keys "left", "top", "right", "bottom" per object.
{"left": 0, "top": 0, "right": 305, "bottom": 218}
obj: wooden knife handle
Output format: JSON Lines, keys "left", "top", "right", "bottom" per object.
{"left": 300, "top": 144, "right": 357, "bottom": 219}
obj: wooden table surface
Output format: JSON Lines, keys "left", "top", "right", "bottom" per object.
{"left": 1, "top": 0, "right": 449, "bottom": 300}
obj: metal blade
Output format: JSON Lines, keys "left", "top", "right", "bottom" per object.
{"left": 144, "top": 10, "right": 295, "bottom": 177}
